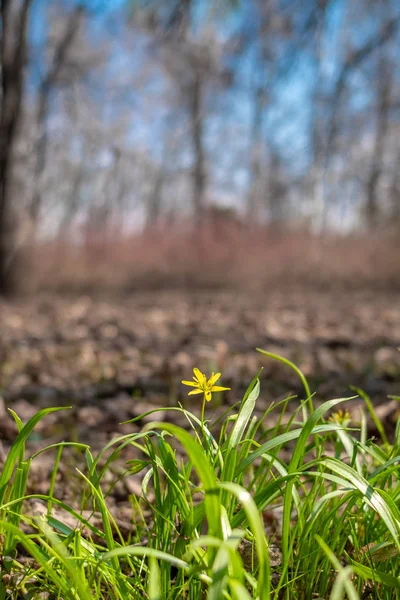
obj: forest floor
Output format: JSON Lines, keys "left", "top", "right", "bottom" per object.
{"left": 1, "top": 286, "right": 399, "bottom": 529}
{"left": 1, "top": 286, "right": 400, "bottom": 445}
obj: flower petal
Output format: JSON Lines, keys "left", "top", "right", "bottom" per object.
{"left": 188, "top": 389, "right": 203, "bottom": 395}
{"left": 193, "top": 368, "right": 206, "bottom": 384}
{"left": 182, "top": 380, "right": 199, "bottom": 387}
{"left": 207, "top": 372, "right": 221, "bottom": 387}
{"left": 205, "top": 391, "right": 212, "bottom": 402}
{"left": 210, "top": 385, "right": 230, "bottom": 392}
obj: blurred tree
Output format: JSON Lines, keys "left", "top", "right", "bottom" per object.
{"left": 29, "top": 3, "right": 85, "bottom": 234}
{"left": 129, "top": 0, "right": 237, "bottom": 219}
{"left": 2, "top": 0, "right": 400, "bottom": 289}
{"left": 322, "top": 9, "right": 399, "bottom": 230}
{"left": 308, "top": 0, "right": 331, "bottom": 233}
{"left": 0, "top": 0, "right": 33, "bottom": 294}
{"left": 389, "top": 150, "right": 400, "bottom": 224}
{"left": 365, "top": 50, "right": 393, "bottom": 229}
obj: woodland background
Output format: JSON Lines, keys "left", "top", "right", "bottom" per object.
{"left": 1, "top": 0, "right": 400, "bottom": 293}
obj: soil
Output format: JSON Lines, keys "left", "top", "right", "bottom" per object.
{"left": 1, "top": 288, "right": 400, "bottom": 442}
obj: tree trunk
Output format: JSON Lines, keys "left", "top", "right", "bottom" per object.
{"left": 146, "top": 168, "right": 164, "bottom": 228}
{"left": 365, "top": 54, "right": 392, "bottom": 229}
{"left": 247, "top": 86, "right": 264, "bottom": 224}
{"left": 0, "top": 0, "right": 32, "bottom": 294}
{"left": 389, "top": 150, "right": 400, "bottom": 224}
{"left": 30, "top": 5, "right": 84, "bottom": 234}
{"left": 189, "top": 75, "right": 206, "bottom": 219}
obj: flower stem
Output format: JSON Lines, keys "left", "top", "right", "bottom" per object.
{"left": 201, "top": 395, "right": 206, "bottom": 444}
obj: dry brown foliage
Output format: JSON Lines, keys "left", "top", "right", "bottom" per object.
{"left": 24, "top": 219, "right": 400, "bottom": 294}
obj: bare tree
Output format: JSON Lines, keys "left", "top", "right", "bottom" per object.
{"left": 1, "top": 0, "right": 399, "bottom": 272}
{"left": 247, "top": 86, "right": 266, "bottom": 223}
{"left": 158, "top": 1, "right": 209, "bottom": 219}
{"left": 365, "top": 52, "right": 393, "bottom": 228}
{"left": 246, "top": 0, "right": 277, "bottom": 224}
{"left": 308, "top": 0, "right": 331, "bottom": 233}
{"left": 0, "top": 0, "right": 32, "bottom": 293}
{"left": 30, "top": 4, "right": 85, "bottom": 233}
{"left": 389, "top": 149, "right": 400, "bottom": 223}
{"left": 131, "top": 0, "right": 237, "bottom": 219}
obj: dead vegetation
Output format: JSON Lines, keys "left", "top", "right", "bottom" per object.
{"left": 24, "top": 226, "right": 400, "bottom": 294}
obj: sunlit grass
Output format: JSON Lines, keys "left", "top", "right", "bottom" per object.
{"left": 0, "top": 351, "right": 399, "bottom": 599}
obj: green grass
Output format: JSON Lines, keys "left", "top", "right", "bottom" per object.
{"left": 0, "top": 350, "right": 399, "bottom": 599}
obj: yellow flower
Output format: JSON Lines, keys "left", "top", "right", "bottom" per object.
{"left": 329, "top": 409, "right": 352, "bottom": 426}
{"left": 182, "top": 368, "right": 230, "bottom": 402}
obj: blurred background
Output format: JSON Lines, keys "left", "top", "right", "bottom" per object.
{"left": 1, "top": 0, "right": 400, "bottom": 436}
{"left": 1, "top": 0, "right": 400, "bottom": 292}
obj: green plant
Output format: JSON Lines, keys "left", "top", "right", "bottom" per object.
{"left": 0, "top": 351, "right": 399, "bottom": 599}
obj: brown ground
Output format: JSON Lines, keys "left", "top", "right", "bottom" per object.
{"left": 1, "top": 286, "right": 399, "bottom": 449}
